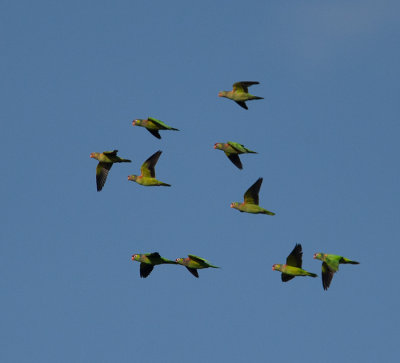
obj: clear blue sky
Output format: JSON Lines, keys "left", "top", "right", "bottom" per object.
{"left": 1, "top": 1, "right": 399, "bottom": 362}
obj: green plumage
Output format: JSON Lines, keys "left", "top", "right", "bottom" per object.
{"left": 273, "top": 244, "right": 318, "bottom": 282}
{"left": 131, "top": 252, "right": 178, "bottom": 278}
{"left": 214, "top": 141, "right": 257, "bottom": 169}
{"left": 127, "top": 150, "right": 171, "bottom": 187}
{"left": 90, "top": 150, "right": 131, "bottom": 191}
{"left": 313, "top": 253, "right": 360, "bottom": 290}
{"left": 218, "top": 81, "right": 263, "bottom": 110}
{"left": 175, "top": 255, "right": 220, "bottom": 278}
{"left": 230, "top": 177, "right": 275, "bottom": 215}
{"left": 132, "top": 117, "right": 179, "bottom": 139}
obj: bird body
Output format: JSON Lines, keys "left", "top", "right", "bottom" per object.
{"left": 132, "top": 252, "right": 177, "bottom": 278}
{"left": 128, "top": 150, "right": 171, "bottom": 187}
{"left": 273, "top": 244, "right": 317, "bottom": 282}
{"left": 272, "top": 264, "right": 318, "bottom": 278}
{"left": 218, "top": 81, "right": 263, "bottom": 110}
{"left": 90, "top": 150, "right": 131, "bottom": 191}
{"left": 176, "top": 255, "right": 219, "bottom": 278}
{"left": 313, "top": 253, "right": 359, "bottom": 290}
{"left": 214, "top": 141, "right": 257, "bottom": 169}
{"left": 132, "top": 117, "right": 179, "bottom": 139}
{"left": 231, "top": 177, "right": 275, "bottom": 215}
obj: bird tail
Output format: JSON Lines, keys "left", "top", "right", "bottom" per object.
{"left": 342, "top": 258, "right": 360, "bottom": 264}
{"left": 120, "top": 158, "right": 131, "bottom": 163}
{"left": 308, "top": 272, "right": 318, "bottom": 278}
{"left": 262, "top": 209, "right": 276, "bottom": 216}
{"left": 170, "top": 127, "right": 179, "bottom": 131}
{"left": 160, "top": 182, "right": 171, "bottom": 187}
{"left": 249, "top": 96, "right": 264, "bottom": 100}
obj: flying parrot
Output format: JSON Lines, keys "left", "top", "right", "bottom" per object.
{"left": 218, "top": 81, "right": 263, "bottom": 110}
{"left": 175, "top": 255, "right": 219, "bottom": 278}
{"left": 132, "top": 252, "right": 178, "bottom": 278}
{"left": 214, "top": 141, "right": 257, "bottom": 170}
{"left": 132, "top": 117, "right": 179, "bottom": 139}
{"left": 127, "top": 150, "right": 171, "bottom": 186}
{"left": 313, "top": 252, "right": 360, "bottom": 290}
{"left": 272, "top": 244, "right": 318, "bottom": 281}
{"left": 90, "top": 150, "right": 131, "bottom": 191}
{"left": 230, "top": 177, "right": 275, "bottom": 215}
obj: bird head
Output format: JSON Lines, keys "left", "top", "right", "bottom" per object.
{"left": 127, "top": 175, "right": 138, "bottom": 182}
{"left": 214, "top": 143, "right": 223, "bottom": 150}
{"left": 132, "top": 254, "right": 140, "bottom": 262}
{"left": 313, "top": 253, "right": 323, "bottom": 261}
{"left": 230, "top": 202, "right": 239, "bottom": 209}
{"left": 90, "top": 152, "right": 99, "bottom": 159}
{"left": 272, "top": 264, "right": 281, "bottom": 271}
{"left": 175, "top": 257, "right": 184, "bottom": 265}
{"left": 132, "top": 119, "right": 141, "bottom": 126}
{"left": 218, "top": 91, "right": 227, "bottom": 98}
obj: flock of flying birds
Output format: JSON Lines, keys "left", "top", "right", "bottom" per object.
{"left": 90, "top": 81, "right": 359, "bottom": 290}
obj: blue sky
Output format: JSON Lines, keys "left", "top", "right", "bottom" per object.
{"left": 1, "top": 1, "right": 399, "bottom": 362}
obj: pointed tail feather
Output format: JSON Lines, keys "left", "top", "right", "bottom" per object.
{"left": 262, "top": 209, "right": 276, "bottom": 216}
{"left": 308, "top": 272, "right": 318, "bottom": 278}
{"left": 342, "top": 258, "right": 360, "bottom": 264}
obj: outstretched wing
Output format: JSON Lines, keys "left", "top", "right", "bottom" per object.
{"left": 103, "top": 150, "right": 118, "bottom": 156}
{"left": 244, "top": 177, "right": 263, "bottom": 205}
{"left": 322, "top": 262, "right": 335, "bottom": 290}
{"left": 227, "top": 142, "right": 246, "bottom": 153}
{"left": 146, "top": 129, "right": 161, "bottom": 139}
{"left": 140, "top": 263, "right": 154, "bottom": 278}
{"left": 96, "top": 162, "right": 112, "bottom": 191}
{"left": 233, "top": 81, "right": 259, "bottom": 93}
{"left": 286, "top": 244, "right": 303, "bottom": 268}
{"left": 235, "top": 101, "right": 248, "bottom": 110}
{"left": 186, "top": 267, "right": 199, "bottom": 278}
{"left": 226, "top": 153, "right": 243, "bottom": 169}
{"left": 148, "top": 117, "right": 169, "bottom": 129}
{"left": 281, "top": 273, "right": 295, "bottom": 282}
{"left": 141, "top": 150, "right": 162, "bottom": 177}
{"left": 188, "top": 255, "right": 208, "bottom": 264}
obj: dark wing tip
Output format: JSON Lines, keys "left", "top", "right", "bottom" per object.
{"left": 186, "top": 267, "right": 199, "bottom": 278}
{"left": 148, "top": 129, "right": 161, "bottom": 139}
{"left": 139, "top": 263, "right": 155, "bottom": 278}
{"left": 281, "top": 273, "right": 295, "bottom": 282}
{"left": 227, "top": 154, "right": 243, "bottom": 169}
{"left": 235, "top": 101, "right": 248, "bottom": 110}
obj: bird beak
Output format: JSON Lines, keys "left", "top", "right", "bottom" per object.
{"left": 272, "top": 265, "right": 275, "bottom": 270}
{"left": 313, "top": 254, "right": 316, "bottom": 259}
{"left": 132, "top": 120, "right": 136, "bottom": 126}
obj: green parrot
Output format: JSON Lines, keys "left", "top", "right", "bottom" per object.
{"left": 132, "top": 117, "right": 179, "bottom": 139}
{"left": 175, "top": 255, "right": 220, "bottom": 278}
{"left": 218, "top": 81, "right": 263, "bottom": 110}
{"left": 231, "top": 177, "right": 275, "bottom": 215}
{"left": 272, "top": 244, "right": 318, "bottom": 282}
{"left": 90, "top": 150, "right": 131, "bottom": 191}
{"left": 214, "top": 141, "right": 257, "bottom": 170}
{"left": 132, "top": 252, "right": 178, "bottom": 278}
{"left": 313, "top": 252, "right": 360, "bottom": 290}
{"left": 127, "top": 150, "right": 171, "bottom": 186}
